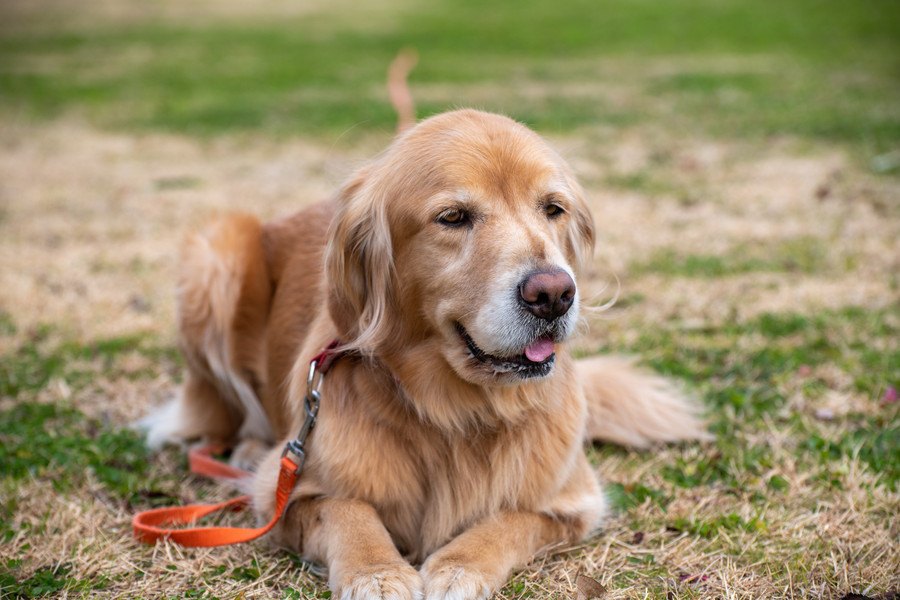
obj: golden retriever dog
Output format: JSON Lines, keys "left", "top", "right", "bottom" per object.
{"left": 143, "top": 109, "right": 708, "bottom": 599}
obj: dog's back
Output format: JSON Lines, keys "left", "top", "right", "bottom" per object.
{"left": 143, "top": 203, "right": 337, "bottom": 455}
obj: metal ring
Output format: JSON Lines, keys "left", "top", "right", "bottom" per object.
{"left": 307, "top": 361, "right": 325, "bottom": 397}
{"left": 308, "top": 389, "right": 321, "bottom": 406}
{"left": 306, "top": 361, "right": 318, "bottom": 395}
{"left": 304, "top": 392, "right": 321, "bottom": 419}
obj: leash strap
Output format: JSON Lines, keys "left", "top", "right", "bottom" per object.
{"left": 132, "top": 341, "right": 342, "bottom": 547}
{"left": 188, "top": 444, "right": 253, "bottom": 481}
{"left": 132, "top": 456, "right": 298, "bottom": 547}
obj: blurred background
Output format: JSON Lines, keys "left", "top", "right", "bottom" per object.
{"left": 2, "top": 0, "right": 898, "bottom": 148}
{"left": 0, "top": 1, "right": 897, "bottom": 599}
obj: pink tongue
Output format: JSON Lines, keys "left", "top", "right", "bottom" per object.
{"left": 524, "top": 338, "right": 555, "bottom": 363}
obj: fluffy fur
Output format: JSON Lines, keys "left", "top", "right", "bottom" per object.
{"left": 143, "top": 109, "right": 709, "bottom": 600}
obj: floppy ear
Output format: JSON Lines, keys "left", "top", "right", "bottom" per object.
{"left": 325, "top": 168, "right": 397, "bottom": 353}
{"left": 562, "top": 170, "right": 596, "bottom": 275}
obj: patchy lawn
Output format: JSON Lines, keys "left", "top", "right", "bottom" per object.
{"left": 1, "top": 0, "right": 898, "bottom": 598}
{"left": 2, "top": 0, "right": 899, "bottom": 155}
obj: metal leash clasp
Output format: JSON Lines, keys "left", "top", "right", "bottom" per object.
{"left": 281, "top": 357, "right": 326, "bottom": 475}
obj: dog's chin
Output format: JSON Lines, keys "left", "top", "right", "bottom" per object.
{"left": 450, "top": 323, "right": 557, "bottom": 385}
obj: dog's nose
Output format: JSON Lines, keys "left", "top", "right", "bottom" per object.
{"left": 519, "top": 269, "right": 576, "bottom": 321}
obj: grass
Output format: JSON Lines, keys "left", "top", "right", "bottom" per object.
{"left": 1, "top": 401, "right": 153, "bottom": 496}
{"left": 0, "top": 327, "right": 181, "bottom": 399}
{"left": 1, "top": 0, "right": 899, "bottom": 597}
{"left": 0, "top": 323, "right": 337, "bottom": 598}
{"left": 1, "top": 0, "right": 899, "bottom": 158}
{"left": 1, "top": 307, "right": 896, "bottom": 597}
{"left": 632, "top": 237, "right": 829, "bottom": 278}
{"left": 1, "top": 563, "right": 102, "bottom": 598}
{"left": 625, "top": 308, "right": 899, "bottom": 490}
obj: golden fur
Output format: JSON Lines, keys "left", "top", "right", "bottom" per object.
{"left": 143, "top": 109, "right": 708, "bottom": 600}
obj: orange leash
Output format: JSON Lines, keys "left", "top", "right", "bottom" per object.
{"left": 188, "top": 443, "right": 253, "bottom": 481}
{"left": 132, "top": 341, "right": 342, "bottom": 547}
{"left": 132, "top": 455, "right": 299, "bottom": 547}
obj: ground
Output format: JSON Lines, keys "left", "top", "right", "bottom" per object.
{"left": 1, "top": 0, "right": 898, "bottom": 598}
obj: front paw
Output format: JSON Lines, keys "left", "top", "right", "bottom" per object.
{"left": 336, "top": 562, "right": 424, "bottom": 600}
{"left": 420, "top": 558, "right": 492, "bottom": 600}
{"left": 229, "top": 437, "right": 270, "bottom": 472}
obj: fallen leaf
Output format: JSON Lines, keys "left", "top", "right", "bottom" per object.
{"left": 576, "top": 573, "right": 607, "bottom": 600}
{"left": 814, "top": 408, "right": 835, "bottom": 421}
{"left": 679, "top": 573, "right": 710, "bottom": 584}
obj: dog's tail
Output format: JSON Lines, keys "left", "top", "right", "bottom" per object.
{"left": 388, "top": 48, "right": 418, "bottom": 133}
{"left": 578, "top": 356, "right": 712, "bottom": 448}
{"left": 141, "top": 214, "right": 273, "bottom": 449}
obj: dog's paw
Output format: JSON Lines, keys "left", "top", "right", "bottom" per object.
{"left": 420, "top": 560, "right": 492, "bottom": 600}
{"left": 336, "top": 562, "right": 424, "bottom": 600}
{"left": 135, "top": 398, "right": 185, "bottom": 450}
{"left": 229, "top": 438, "right": 270, "bottom": 472}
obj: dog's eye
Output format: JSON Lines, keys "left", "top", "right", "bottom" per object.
{"left": 437, "top": 208, "right": 470, "bottom": 227}
{"left": 544, "top": 202, "right": 565, "bottom": 219}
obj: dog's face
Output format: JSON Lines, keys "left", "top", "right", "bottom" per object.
{"left": 327, "top": 110, "right": 594, "bottom": 385}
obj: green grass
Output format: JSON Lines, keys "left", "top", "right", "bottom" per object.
{"left": 579, "top": 307, "right": 897, "bottom": 597}
{"left": 0, "top": 327, "right": 181, "bottom": 399}
{"left": 0, "top": 325, "right": 325, "bottom": 598}
{"left": 0, "top": 328, "right": 190, "bottom": 598}
{"left": 0, "top": 562, "right": 108, "bottom": 598}
{"left": 668, "top": 511, "right": 768, "bottom": 539}
{"left": 0, "top": 288, "right": 895, "bottom": 597}
{"left": 0, "top": 324, "right": 186, "bottom": 500}
{"left": 633, "top": 237, "right": 830, "bottom": 277}
{"left": 0, "top": 401, "right": 164, "bottom": 499}
{"left": 604, "top": 307, "right": 899, "bottom": 490}
{"left": 1, "top": 306, "right": 896, "bottom": 598}
{"left": 1, "top": 0, "right": 898, "bottom": 154}
{"left": 0, "top": 310, "right": 16, "bottom": 336}
{"left": 635, "top": 307, "right": 898, "bottom": 413}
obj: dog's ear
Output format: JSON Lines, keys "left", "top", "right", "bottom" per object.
{"left": 325, "top": 167, "right": 396, "bottom": 353}
{"left": 562, "top": 169, "right": 596, "bottom": 275}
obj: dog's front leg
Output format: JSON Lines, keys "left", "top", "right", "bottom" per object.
{"left": 278, "top": 497, "right": 423, "bottom": 600}
{"left": 419, "top": 511, "right": 584, "bottom": 600}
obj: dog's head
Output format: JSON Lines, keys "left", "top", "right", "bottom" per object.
{"left": 326, "top": 110, "right": 594, "bottom": 385}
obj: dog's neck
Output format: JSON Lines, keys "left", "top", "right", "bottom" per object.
{"left": 370, "top": 338, "right": 574, "bottom": 435}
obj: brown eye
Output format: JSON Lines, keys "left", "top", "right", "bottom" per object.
{"left": 544, "top": 202, "right": 565, "bottom": 219}
{"left": 437, "top": 208, "right": 470, "bottom": 227}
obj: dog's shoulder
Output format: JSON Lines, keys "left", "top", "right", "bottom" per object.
{"left": 262, "top": 200, "right": 336, "bottom": 283}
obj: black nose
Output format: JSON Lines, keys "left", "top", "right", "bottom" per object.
{"left": 518, "top": 269, "right": 576, "bottom": 321}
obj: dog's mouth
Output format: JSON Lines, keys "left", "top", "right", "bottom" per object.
{"left": 455, "top": 323, "right": 556, "bottom": 379}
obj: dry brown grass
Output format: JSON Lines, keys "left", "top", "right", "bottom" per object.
{"left": 1, "top": 118, "right": 898, "bottom": 599}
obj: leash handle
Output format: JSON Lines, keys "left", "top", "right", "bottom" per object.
{"left": 132, "top": 340, "right": 344, "bottom": 548}
{"left": 132, "top": 456, "right": 299, "bottom": 547}
{"left": 188, "top": 444, "right": 252, "bottom": 481}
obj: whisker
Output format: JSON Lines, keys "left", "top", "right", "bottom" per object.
{"left": 579, "top": 272, "right": 622, "bottom": 320}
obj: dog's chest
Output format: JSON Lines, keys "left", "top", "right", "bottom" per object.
{"left": 321, "top": 416, "right": 576, "bottom": 560}
{"left": 417, "top": 432, "right": 553, "bottom": 552}
{"left": 312, "top": 366, "right": 584, "bottom": 560}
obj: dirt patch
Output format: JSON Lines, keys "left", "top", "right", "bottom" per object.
{"left": 0, "top": 119, "right": 375, "bottom": 350}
